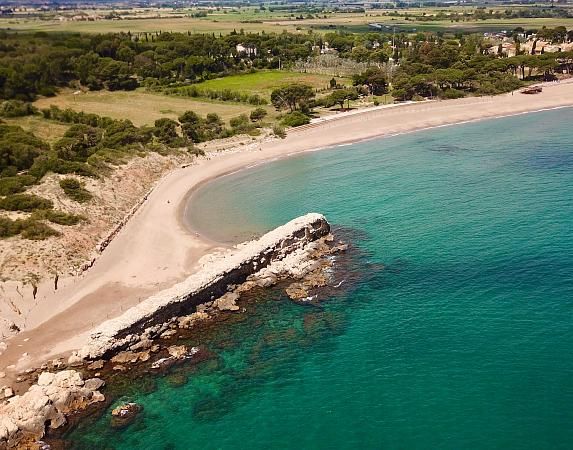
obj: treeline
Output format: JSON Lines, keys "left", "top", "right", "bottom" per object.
{"left": 0, "top": 30, "right": 316, "bottom": 101}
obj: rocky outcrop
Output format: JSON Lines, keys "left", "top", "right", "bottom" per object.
{"left": 0, "top": 370, "right": 105, "bottom": 448}
{"left": 77, "top": 213, "right": 330, "bottom": 361}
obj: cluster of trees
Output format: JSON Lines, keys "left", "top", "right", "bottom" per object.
{"left": 0, "top": 30, "right": 319, "bottom": 101}
{"left": 408, "top": 7, "right": 572, "bottom": 23}
{"left": 2, "top": 26, "right": 571, "bottom": 106}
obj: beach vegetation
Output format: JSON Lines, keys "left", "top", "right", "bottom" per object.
{"left": 59, "top": 178, "right": 93, "bottom": 203}
{"left": 271, "top": 85, "right": 315, "bottom": 112}
{"left": 0, "top": 193, "right": 53, "bottom": 212}
{"left": 281, "top": 111, "right": 311, "bottom": 127}
{"left": 323, "top": 88, "right": 360, "bottom": 109}
{"left": 250, "top": 108, "right": 267, "bottom": 122}
{"left": 31, "top": 209, "right": 86, "bottom": 226}
{"left": 272, "top": 124, "right": 287, "bottom": 139}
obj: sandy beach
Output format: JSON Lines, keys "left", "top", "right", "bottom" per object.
{"left": 1, "top": 81, "right": 573, "bottom": 381}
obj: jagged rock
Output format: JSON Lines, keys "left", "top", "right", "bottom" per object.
{"left": 87, "top": 360, "right": 104, "bottom": 370}
{"left": 150, "top": 345, "right": 160, "bottom": 353}
{"left": 0, "top": 370, "right": 104, "bottom": 448}
{"left": 212, "top": 292, "right": 240, "bottom": 311}
{"left": 167, "top": 345, "right": 187, "bottom": 359}
{"left": 285, "top": 283, "right": 309, "bottom": 300}
{"left": 150, "top": 358, "right": 173, "bottom": 370}
{"left": 160, "top": 329, "right": 176, "bottom": 339}
{"left": 84, "top": 379, "right": 104, "bottom": 391}
{"left": 177, "top": 311, "right": 209, "bottom": 329}
{"left": 111, "top": 403, "right": 141, "bottom": 429}
{"left": 129, "top": 338, "right": 153, "bottom": 352}
{"left": 37, "top": 373, "right": 55, "bottom": 387}
{"left": 112, "top": 365, "right": 127, "bottom": 372}
{"left": 67, "top": 353, "right": 82, "bottom": 366}
{"left": 111, "top": 351, "right": 138, "bottom": 364}
{"left": 92, "top": 391, "right": 105, "bottom": 403}
{"left": 3, "top": 387, "right": 14, "bottom": 399}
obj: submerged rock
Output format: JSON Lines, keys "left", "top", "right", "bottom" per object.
{"left": 111, "top": 402, "right": 142, "bottom": 429}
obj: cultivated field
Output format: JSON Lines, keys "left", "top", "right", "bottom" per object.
{"left": 33, "top": 90, "right": 258, "bottom": 126}
{"left": 4, "top": 6, "right": 571, "bottom": 35}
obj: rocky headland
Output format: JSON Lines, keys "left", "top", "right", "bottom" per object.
{"left": 0, "top": 213, "right": 347, "bottom": 449}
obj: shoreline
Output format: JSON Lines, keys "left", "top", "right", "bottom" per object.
{"left": 1, "top": 80, "right": 573, "bottom": 382}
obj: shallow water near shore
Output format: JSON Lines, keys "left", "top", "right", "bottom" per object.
{"left": 68, "top": 108, "right": 573, "bottom": 449}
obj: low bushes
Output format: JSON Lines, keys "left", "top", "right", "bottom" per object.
{"left": 0, "top": 175, "right": 36, "bottom": 195}
{"left": 273, "top": 124, "right": 286, "bottom": 139}
{"left": 166, "top": 86, "right": 267, "bottom": 106}
{"left": 0, "top": 100, "right": 38, "bottom": 118}
{"left": 0, "top": 216, "right": 60, "bottom": 240}
{"left": 59, "top": 178, "right": 93, "bottom": 203}
{"left": 0, "top": 194, "right": 53, "bottom": 212}
{"left": 32, "top": 209, "right": 85, "bottom": 226}
{"left": 281, "top": 111, "right": 310, "bottom": 127}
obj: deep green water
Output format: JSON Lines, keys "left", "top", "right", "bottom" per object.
{"left": 69, "top": 109, "right": 573, "bottom": 449}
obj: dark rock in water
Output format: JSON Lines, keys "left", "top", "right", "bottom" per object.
{"left": 165, "top": 372, "right": 188, "bottom": 387}
{"left": 110, "top": 402, "right": 142, "bottom": 429}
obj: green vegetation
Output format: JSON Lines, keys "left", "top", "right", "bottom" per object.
{"left": 0, "top": 216, "right": 60, "bottom": 240}
{"left": 271, "top": 85, "right": 315, "bottom": 113}
{"left": 250, "top": 107, "right": 268, "bottom": 122}
{"left": 31, "top": 209, "right": 85, "bottom": 226}
{"left": 272, "top": 124, "right": 287, "bottom": 139}
{"left": 0, "top": 100, "right": 37, "bottom": 118}
{"left": 281, "top": 111, "right": 311, "bottom": 127}
{"left": 59, "top": 178, "right": 93, "bottom": 203}
{"left": 0, "top": 193, "right": 53, "bottom": 212}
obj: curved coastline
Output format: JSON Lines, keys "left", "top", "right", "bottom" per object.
{"left": 1, "top": 80, "right": 573, "bottom": 381}
{"left": 181, "top": 100, "right": 573, "bottom": 245}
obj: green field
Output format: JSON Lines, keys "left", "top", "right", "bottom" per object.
{"left": 196, "top": 71, "right": 350, "bottom": 96}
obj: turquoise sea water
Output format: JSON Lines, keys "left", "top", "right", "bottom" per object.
{"left": 69, "top": 109, "right": 573, "bottom": 449}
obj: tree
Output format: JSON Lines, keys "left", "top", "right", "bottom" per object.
{"left": 249, "top": 107, "right": 267, "bottom": 122}
{"left": 153, "top": 118, "right": 180, "bottom": 146}
{"left": 326, "top": 89, "right": 359, "bottom": 109}
{"left": 270, "top": 84, "right": 315, "bottom": 112}
{"left": 178, "top": 111, "right": 203, "bottom": 142}
{"left": 352, "top": 68, "right": 388, "bottom": 95}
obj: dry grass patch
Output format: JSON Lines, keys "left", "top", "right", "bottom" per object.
{"left": 34, "top": 90, "right": 256, "bottom": 127}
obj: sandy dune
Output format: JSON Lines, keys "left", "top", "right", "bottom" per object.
{"left": 1, "top": 81, "right": 573, "bottom": 382}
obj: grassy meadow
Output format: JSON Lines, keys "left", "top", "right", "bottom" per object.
{"left": 196, "top": 71, "right": 351, "bottom": 96}
{"left": 33, "top": 90, "right": 260, "bottom": 127}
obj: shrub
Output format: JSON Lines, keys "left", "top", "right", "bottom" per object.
{"left": 20, "top": 220, "right": 60, "bottom": 240}
{"left": 0, "top": 100, "right": 38, "bottom": 118}
{"left": 32, "top": 209, "right": 85, "bottom": 226}
{"left": 272, "top": 124, "right": 286, "bottom": 139}
{"left": 440, "top": 89, "right": 466, "bottom": 99}
{"left": 250, "top": 108, "right": 267, "bottom": 122}
{"left": 373, "top": 98, "right": 380, "bottom": 106}
{"left": 0, "top": 217, "right": 22, "bottom": 238}
{"left": 281, "top": 111, "right": 310, "bottom": 127}
{"left": 0, "top": 194, "right": 53, "bottom": 212}
{"left": 0, "top": 176, "right": 35, "bottom": 195}
{"left": 59, "top": 178, "right": 93, "bottom": 203}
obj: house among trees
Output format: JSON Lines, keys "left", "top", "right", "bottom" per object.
{"left": 235, "top": 44, "right": 257, "bottom": 57}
